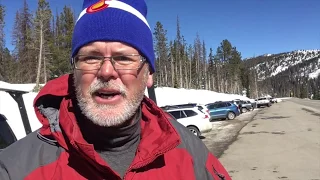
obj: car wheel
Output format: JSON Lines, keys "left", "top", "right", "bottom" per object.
{"left": 241, "top": 108, "right": 248, "bottom": 113}
{"left": 187, "top": 126, "right": 200, "bottom": 137}
{"left": 227, "top": 112, "right": 236, "bottom": 120}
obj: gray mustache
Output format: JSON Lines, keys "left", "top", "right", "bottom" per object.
{"left": 89, "top": 80, "right": 126, "bottom": 95}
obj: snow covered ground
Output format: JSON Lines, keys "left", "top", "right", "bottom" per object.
{"left": 309, "top": 69, "right": 320, "bottom": 79}
{"left": 0, "top": 81, "right": 251, "bottom": 140}
{"left": 147, "top": 87, "right": 251, "bottom": 107}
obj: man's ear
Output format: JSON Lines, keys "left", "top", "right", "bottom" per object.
{"left": 146, "top": 74, "right": 153, "bottom": 88}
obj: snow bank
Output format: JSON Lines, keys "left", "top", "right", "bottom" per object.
{"left": 1, "top": 81, "right": 250, "bottom": 139}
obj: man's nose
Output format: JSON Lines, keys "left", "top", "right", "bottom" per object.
{"left": 97, "top": 59, "right": 119, "bottom": 79}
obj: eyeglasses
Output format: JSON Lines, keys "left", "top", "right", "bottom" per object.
{"left": 72, "top": 54, "right": 146, "bottom": 71}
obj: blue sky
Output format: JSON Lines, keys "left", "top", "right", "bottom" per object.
{"left": 1, "top": 0, "right": 320, "bottom": 59}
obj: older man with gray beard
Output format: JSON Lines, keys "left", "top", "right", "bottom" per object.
{"left": 0, "top": 0, "right": 231, "bottom": 179}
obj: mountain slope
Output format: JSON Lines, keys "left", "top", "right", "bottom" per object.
{"left": 244, "top": 49, "right": 320, "bottom": 98}
{"left": 245, "top": 50, "right": 320, "bottom": 81}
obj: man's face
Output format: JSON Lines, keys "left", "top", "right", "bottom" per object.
{"left": 73, "top": 41, "right": 153, "bottom": 127}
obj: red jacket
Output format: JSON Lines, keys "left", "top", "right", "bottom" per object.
{"left": 0, "top": 74, "right": 231, "bottom": 180}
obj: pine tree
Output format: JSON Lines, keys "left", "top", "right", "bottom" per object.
{"left": 215, "top": 39, "right": 232, "bottom": 92}
{"left": 0, "top": 4, "right": 5, "bottom": 80}
{"left": 49, "top": 6, "right": 74, "bottom": 78}
{"left": 153, "top": 21, "right": 169, "bottom": 87}
{"left": 2, "top": 48, "right": 16, "bottom": 82}
{"left": 0, "top": 4, "right": 15, "bottom": 82}
{"left": 193, "top": 34, "right": 202, "bottom": 89}
{"left": 168, "top": 41, "right": 175, "bottom": 87}
{"left": 229, "top": 47, "right": 242, "bottom": 93}
{"left": 34, "top": 0, "right": 52, "bottom": 91}
{"left": 181, "top": 36, "right": 189, "bottom": 89}
{"left": 202, "top": 40, "right": 208, "bottom": 89}
{"left": 175, "top": 16, "right": 183, "bottom": 88}
{"left": 11, "top": 0, "right": 35, "bottom": 83}
{"left": 240, "top": 61, "right": 250, "bottom": 97}
{"left": 208, "top": 48, "right": 215, "bottom": 91}
{"left": 187, "top": 44, "right": 193, "bottom": 88}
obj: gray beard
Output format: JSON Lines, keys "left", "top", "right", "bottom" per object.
{"left": 73, "top": 72, "right": 148, "bottom": 127}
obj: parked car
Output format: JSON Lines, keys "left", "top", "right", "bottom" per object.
{"left": 230, "top": 99, "right": 242, "bottom": 111}
{"left": 256, "top": 97, "right": 272, "bottom": 108}
{"left": 165, "top": 107, "right": 212, "bottom": 137}
{"left": 249, "top": 99, "right": 257, "bottom": 109}
{"left": 196, "top": 104, "right": 211, "bottom": 117}
{"left": 231, "top": 99, "right": 252, "bottom": 113}
{"left": 161, "top": 103, "right": 210, "bottom": 117}
{"left": 206, "top": 101, "right": 240, "bottom": 121}
{"left": 270, "top": 97, "right": 278, "bottom": 103}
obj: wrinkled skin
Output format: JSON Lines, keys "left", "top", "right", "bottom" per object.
{"left": 73, "top": 41, "right": 153, "bottom": 127}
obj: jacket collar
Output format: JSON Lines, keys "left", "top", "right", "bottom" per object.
{"left": 33, "top": 74, "right": 180, "bottom": 170}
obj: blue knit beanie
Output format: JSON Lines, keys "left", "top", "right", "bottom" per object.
{"left": 72, "top": 0, "right": 155, "bottom": 73}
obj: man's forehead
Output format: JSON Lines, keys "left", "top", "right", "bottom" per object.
{"left": 79, "top": 42, "right": 138, "bottom": 53}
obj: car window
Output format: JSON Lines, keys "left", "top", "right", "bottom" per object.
{"left": 216, "top": 103, "right": 226, "bottom": 108}
{"left": 197, "top": 106, "right": 203, "bottom": 111}
{"left": 184, "top": 110, "right": 198, "bottom": 117}
{"left": 206, "top": 104, "right": 213, "bottom": 109}
{"left": 168, "top": 111, "right": 180, "bottom": 119}
{"left": 0, "top": 114, "right": 17, "bottom": 149}
{"left": 226, "top": 102, "right": 232, "bottom": 107}
{"left": 168, "top": 110, "right": 186, "bottom": 119}
{"left": 208, "top": 104, "right": 217, "bottom": 109}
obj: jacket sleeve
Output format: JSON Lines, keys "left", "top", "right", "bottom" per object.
{"left": 205, "top": 152, "right": 232, "bottom": 180}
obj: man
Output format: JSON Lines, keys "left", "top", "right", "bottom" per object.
{"left": 0, "top": 0, "right": 231, "bottom": 179}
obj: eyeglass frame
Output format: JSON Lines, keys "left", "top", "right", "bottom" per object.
{"left": 71, "top": 54, "right": 147, "bottom": 71}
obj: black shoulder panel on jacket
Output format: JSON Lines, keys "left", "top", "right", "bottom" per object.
{"left": 0, "top": 131, "right": 63, "bottom": 180}
{"left": 170, "top": 120, "right": 214, "bottom": 180}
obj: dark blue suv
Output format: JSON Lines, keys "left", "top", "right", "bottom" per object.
{"left": 206, "top": 101, "right": 240, "bottom": 121}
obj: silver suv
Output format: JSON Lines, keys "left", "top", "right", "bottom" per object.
{"left": 256, "top": 97, "right": 271, "bottom": 108}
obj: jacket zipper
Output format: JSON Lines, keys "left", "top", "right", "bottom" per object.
{"left": 123, "top": 140, "right": 180, "bottom": 180}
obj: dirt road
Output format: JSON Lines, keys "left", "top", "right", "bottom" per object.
{"left": 219, "top": 100, "right": 320, "bottom": 180}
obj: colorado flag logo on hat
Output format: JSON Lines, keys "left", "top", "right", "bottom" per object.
{"left": 77, "top": 0, "right": 150, "bottom": 29}
{"left": 86, "top": 0, "right": 110, "bottom": 13}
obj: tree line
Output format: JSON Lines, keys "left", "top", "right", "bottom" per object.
{"left": 0, "top": 0, "right": 74, "bottom": 91}
{"left": 153, "top": 18, "right": 259, "bottom": 97}
{"left": 0, "top": 0, "right": 258, "bottom": 97}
